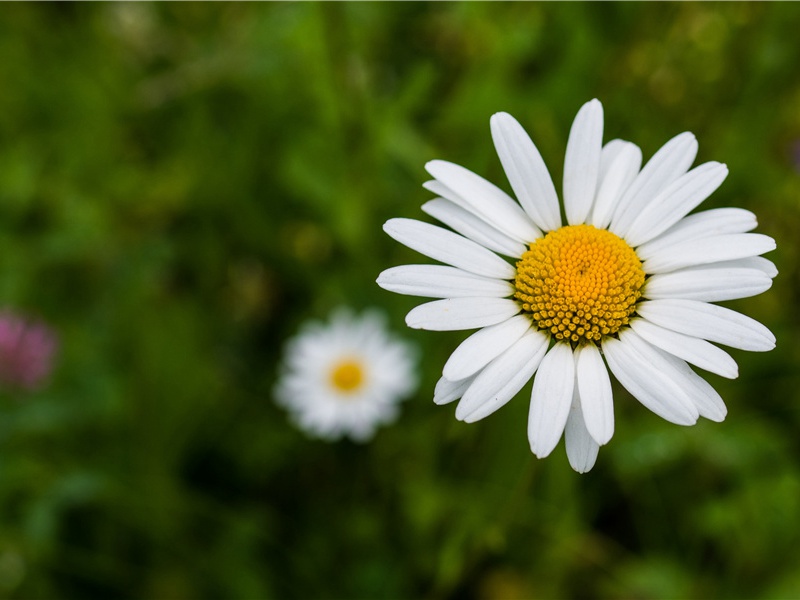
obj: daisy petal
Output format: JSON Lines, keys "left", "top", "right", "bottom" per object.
{"left": 605, "top": 331, "right": 726, "bottom": 423}
{"left": 425, "top": 160, "right": 541, "bottom": 242}
{"left": 625, "top": 162, "right": 729, "bottom": 247}
{"left": 644, "top": 267, "right": 772, "bottom": 302}
{"left": 434, "top": 375, "right": 475, "bottom": 405}
{"left": 636, "top": 299, "right": 775, "bottom": 351}
{"left": 629, "top": 318, "right": 738, "bottom": 379}
{"left": 423, "top": 180, "right": 536, "bottom": 246}
{"left": 405, "top": 298, "right": 520, "bottom": 331}
{"left": 574, "top": 343, "right": 614, "bottom": 445}
{"left": 443, "top": 315, "right": 533, "bottom": 380}
{"left": 610, "top": 132, "right": 698, "bottom": 237}
{"left": 565, "top": 389, "right": 600, "bottom": 473}
{"left": 377, "top": 265, "right": 514, "bottom": 299}
{"left": 422, "top": 198, "right": 528, "bottom": 258}
{"left": 490, "top": 112, "right": 561, "bottom": 231}
{"left": 654, "top": 348, "right": 728, "bottom": 422}
{"left": 643, "top": 233, "right": 776, "bottom": 274}
{"left": 635, "top": 208, "right": 757, "bottom": 260}
{"left": 564, "top": 99, "right": 603, "bottom": 225}
{"left": 456, "top": 330, "right": 549, "bottom": 423}
{"left": 591, "top": 141, "right": 642, "bottom": 230}
{"left": 528, "top": 343, "right": 575, "bottom": 458}
{"left": 708, "top": 256, "right": 778, "bottom": 278}
{"left": 383, "top": 218, "right": 516, "bottom": 279}
{"left": 599, "top": 139, "right": 633, "bottom": 178}
{"left": 602, "top": 332, "right": 699, "bottom": 425}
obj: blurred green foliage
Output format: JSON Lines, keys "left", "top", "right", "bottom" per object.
{"left": 0, "top": 3, "right": 799, "bottom": 599}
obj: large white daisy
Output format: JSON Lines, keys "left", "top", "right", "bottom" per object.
{"left": 275, "top": 308, "right": 418, "bottom": 442}
{"left": 377, "top": 99, "right": 776, "bottom": 472}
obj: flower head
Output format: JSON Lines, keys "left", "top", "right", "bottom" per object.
{"left": 275, "top": 308, "right": 418, "bottom": 442}
{"left": 377, "top": 99, "right": 776, "bottom": 472}
{"left": 0, "top": 310, "right": 58, "bottom": 392}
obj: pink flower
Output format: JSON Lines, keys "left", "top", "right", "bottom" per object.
{"left": 0, "top": 311, "right": 58, "bottom": 391}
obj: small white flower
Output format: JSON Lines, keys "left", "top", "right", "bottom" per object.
{"left": 275, "top": 308, "right": 418, "bottom": 442}
{"left": 377, "top": 99, "right": 777, "bottom": 472}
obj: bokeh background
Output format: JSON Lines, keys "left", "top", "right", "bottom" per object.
{"left": 1, "top": 3, "right": 799, "bottom": 599}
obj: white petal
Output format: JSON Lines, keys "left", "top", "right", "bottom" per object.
{"left": 456, "top": 330, "right": 549, "bottom": 423}
{"left": 443, "top": 315, "right": 533, "bottom": 380}
{"left": 602, "top": 332, "right": 699, "bottom": 425}
{"left": 565, "top": 389, "right": 600, "bottom": 473}
{"left": 528, "top": 343, "right": 575, "bottom": 458}
{"left": 603, "top": 331, "right": 726, "bottom": 423}
{"left": 421, "top": 179, "right": 455, "bottom": 202}
{"left": 709, "top": 256, "right": 778, "bottom": 278}
{"left": 635, "top": 208, "right": 757, "bottom": 260}
{"left": 377, "top": 265, "right": 514, "bottom": 299}
{"left": 574, "top": 343, "right": 614, "bottom": 445}
{"left": 636, "top": 299, "right": 776, "bottom": 351}
{"left": 672, "top": 256, "right": 777, "bottom": 279}
{"left": 610, "top": 132, "right": 698, "bottom": 237}
{"left": 383, "top": 218, "right": 516, "bottom": 279}
{"left": 643, "top": 267, "right": 772, "bottom": 302}
{"left": 422, "top": 198, "right": 528, "bottom": 258}
{"left": 406, "top": 298, "right": 520, "bottom": 331}
{"left": 434, "top": 375, "right": 474, "bottom": 405}
{"left": 422, "top": 178, "right": 536, "bottom": 245}
{"left": 629, "top": 318, "right": 738, "bottom": 379}
{"left": 563, "top": 99, "right": 604, "bottom": 226}
{"left": 425, "top": 160, "right": 541, "bottom": 242}
{"left": 643, "top": 233, "right": 776, "bottom": 274}
{"left": 654, "top": 348, "right": 728, "bottom": 422}
{"left": 625, "top": 162, "right": 729, "bottom": 247}
{"left": 599, "top": 139, "right": 632, "bottom": 178}
{"left": 490, "top": 112, "right": 561, "bottom": 231}
{"left": 591, "top": 141, "right": 642, "bottom": 230}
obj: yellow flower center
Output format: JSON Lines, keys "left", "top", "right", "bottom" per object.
{"left": 514, "top": 224, "right": 645, "bottom": 344}
{"left": 330, "top": 359, "right": 365, "bottom": 393}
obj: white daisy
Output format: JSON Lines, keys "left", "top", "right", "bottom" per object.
{"left": 377, "top": 99, "right": 776, "bottom": 472}
{"left": 275, "top": 308, "right": 418, "bottom": 442}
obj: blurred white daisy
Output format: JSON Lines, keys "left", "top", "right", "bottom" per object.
{"left": 377, "top": 99, "right": 776, "bottom": 472}
{"left": 275, "top": 308, "right": 418, "bottom": 442}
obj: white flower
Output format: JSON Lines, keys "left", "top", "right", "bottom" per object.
{"left": 275, "top": 308, "right": 418, "bottom": 442}
{"left": 377, "top": 99, "right": 776, "bottom": 472}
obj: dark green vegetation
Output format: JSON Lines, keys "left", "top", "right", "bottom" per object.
{"left": 1, "top": 3, "right": 799, "bottom": 599}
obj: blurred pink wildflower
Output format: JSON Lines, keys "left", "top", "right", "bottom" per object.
{"left": 0, "top": 310, "right": 58, "bottom": 391}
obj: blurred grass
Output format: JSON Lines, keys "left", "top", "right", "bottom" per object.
{"left": 0, "top": 3, "right": 799, "bottom": 599}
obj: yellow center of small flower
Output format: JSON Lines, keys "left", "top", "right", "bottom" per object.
{"left": 330, "top": 359, "right": 365, "bottom": 393}
{"left": 514, "top": 224, "right": 645, "bottom": 344}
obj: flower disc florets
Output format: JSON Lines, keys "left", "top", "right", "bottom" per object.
{"left": 514, "top": 224, "right": 645, "bottom": 344}
{"left": 330, "top": 359, "right": 365, "bottom": 393}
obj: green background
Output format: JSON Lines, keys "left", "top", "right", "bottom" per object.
{"left": 0, "top": 3, "right": 799, "bottom": 598}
